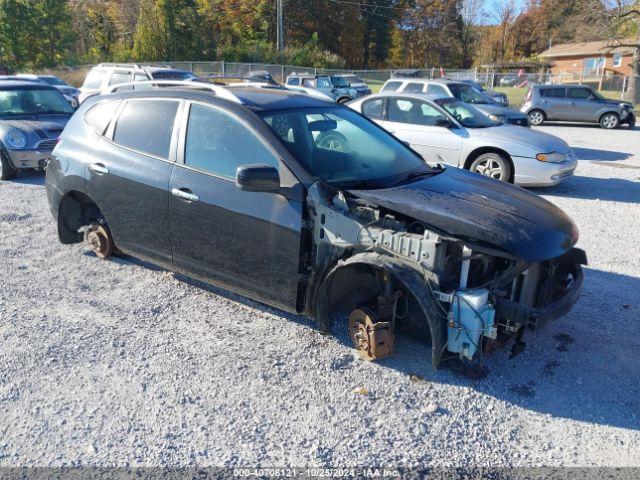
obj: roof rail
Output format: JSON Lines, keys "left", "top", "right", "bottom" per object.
{"left": 102, "top": 80, "right": 241, "bottom": 103}
{"left": 97, "top": 63, "right": 142, "bottom": 69}
{"left": 139, "top": 64, "right": 174, "bottom": 70}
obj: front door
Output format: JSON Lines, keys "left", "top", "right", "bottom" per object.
{"left": 382, "top": 97, "right": 463, "bottom": 166}
{"left": 566, "top": 87, "right": 598, "bottom": 121}
{"left": 168, "top": 102, "right": 303, "bottom": 310}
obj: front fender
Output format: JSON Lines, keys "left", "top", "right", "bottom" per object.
{"left": 314, "top": 252, "right": 447, "bottom": 369}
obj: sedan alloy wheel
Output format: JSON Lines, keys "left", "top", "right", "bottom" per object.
{"left": 470, "top": 153, "right": 512, "bottom": 182}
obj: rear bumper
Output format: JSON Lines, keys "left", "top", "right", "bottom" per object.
{"left": 494, "top": 248, "right": 587, "bottom": 329}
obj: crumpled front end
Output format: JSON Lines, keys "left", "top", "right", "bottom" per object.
{"left": 306, "top": 177, "right": 586, "bottom": 368}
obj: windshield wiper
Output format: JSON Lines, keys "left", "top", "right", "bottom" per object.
{"left": 403, "top": 169, "right": 439, "bottom": 182}
{"left": 36, "top": 110, "right": 72, "bottom": 115}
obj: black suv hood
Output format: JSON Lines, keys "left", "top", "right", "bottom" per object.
{"left": 349, "top": 168, "right": 578, "bottom": 262}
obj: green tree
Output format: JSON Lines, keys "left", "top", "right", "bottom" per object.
{"left": 31, "top": 0, "right": 74, "bottom": 66}
{"left": 0, "top": 0, "right": 31, "bottom": 68}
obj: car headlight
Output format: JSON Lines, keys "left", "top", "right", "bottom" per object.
{"left": 5, "top": 128, "right": 27, "bottom": 149}
{"left": 488, "top": 114, "right": 506, "bottom": 123}
{"left": 536, "top": 152, "right": 567, "bottom": 163}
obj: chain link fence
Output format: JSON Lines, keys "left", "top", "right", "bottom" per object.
{"left": 43, "top": 61, "right": 638, "bottom": 104}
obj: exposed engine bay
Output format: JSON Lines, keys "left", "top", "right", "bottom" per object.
{"left": 304, "top": 182, "right": 586, "bottom": 368}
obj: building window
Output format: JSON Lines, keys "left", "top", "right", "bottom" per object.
{"left": 583, "top": 57, "right": 605, "bottom": 76}
{"left": 613, "top": 53, "right": 622, "bottom": 68}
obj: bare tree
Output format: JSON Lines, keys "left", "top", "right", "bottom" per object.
{"left": 581, "top": 0, "right": 640, "bottom": 103}
{"left": 489, "top": 0, "right": 518, "bottom": 61}
{"left": 460, "top": 0, "right": 485, "bottom": 67}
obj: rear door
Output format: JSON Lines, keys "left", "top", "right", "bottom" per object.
{"left": 168, "top": 101, "right": 303, "bottom": 310}
{"left": 382, "top": 97, "right": 463, "bottom": 166}
{"left": 88, "top": 98, "right": 180, "bottom": 267}
{"left": 540, "top": 87, "right": 568, "bottom": 120}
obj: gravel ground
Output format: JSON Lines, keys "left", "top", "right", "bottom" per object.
{"left": 1, "top": 124, "right": 639, "bottom": 469}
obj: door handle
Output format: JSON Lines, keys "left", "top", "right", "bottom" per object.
{"left": 171, "top": 188, "right": 199, "bottom": 202}
{"left": 88, "top": 163, "right": 109, "bottom": 174}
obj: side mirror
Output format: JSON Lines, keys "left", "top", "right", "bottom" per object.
{"left": 434, "top": 117, "right": 451, "bottom": 127}
{"left": 236, "top": 164, "right": 280, "bottom": 193}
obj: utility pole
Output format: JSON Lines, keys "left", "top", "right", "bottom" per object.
{"left": 277, "top": 0, "right": 285, "bottom": 53}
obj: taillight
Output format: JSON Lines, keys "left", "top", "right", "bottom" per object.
{"left": 525, "top": 89, "right": 532, "bottom": 102}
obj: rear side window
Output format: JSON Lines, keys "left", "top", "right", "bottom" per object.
{"left": 108, "top": 71, "right": 131, "bottom": 86}
{"left": 185, "top": 103, "right": 278, "bottom": 178}
{"left": 84, "top": 100, "right": 121, "bottom": 134}
{"left": 113, "top": 100, "right": 179, "bottom": 159}
{"left": 83, "top": 69, "right": 106, "bottom": 89}
{"left": 134, "top": 73, "right": 148, "bottom": 82}
{"left": 287, "top": 77, "right": 300, "bottom": 86}
{"left": 404, "top": 82, "right": 424, "bottom": 93}
{"left": 362, "top": 98, "right": 384, "bottom": 119}
{"left": 541, "top": 88, "right": 566, "bottom": 98}
{"left": 381, "top": 81, "right": 402, "bottom": 92}
{"left": 426, "top": 83, "right": 448, "bottom": 97}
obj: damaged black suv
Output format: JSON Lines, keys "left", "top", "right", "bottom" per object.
{"left": 46, "top": 86, "right": 586, "bottom": 368}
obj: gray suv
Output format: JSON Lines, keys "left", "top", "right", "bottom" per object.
{"left": 521, "top": 84, "right": 635, "bottom": 129}
{"left": 285, "top": 73, "right": 369, "bottom": 103}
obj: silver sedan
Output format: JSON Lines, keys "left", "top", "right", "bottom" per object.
{"left": 348, "top": 93, "right": 577, "bottom": 187}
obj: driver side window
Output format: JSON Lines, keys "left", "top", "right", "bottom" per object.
{"left": 184, "top": 103, "right": 279, "bottom": 178}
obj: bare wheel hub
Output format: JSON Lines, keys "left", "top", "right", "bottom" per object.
{"left": 348, "top": 307, "right": 394, "bottom": 361}
{"left": 85, "top": 224, "right": 112, "bottom": 259}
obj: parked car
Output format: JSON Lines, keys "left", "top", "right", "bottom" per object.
{"left": 499, "top": 75, "right": 519, "bottom": 87}
{"left": 0, "top": 80, "right": 75, "bottom": 179}
{"left": 462, "top": 79, "right": 509, "bottom": 106}
{"left": 79, "top": 63, "right": 196, "bottom": 104}
{"left": 246, "top": 70, "right": 279, "bottom": 85}
{"left": 46, "top": 86, "right": 585, "bottom": 368}
{"left": 380, "top": 78, "right": 529, "bottom": 126}
{"left": 17, "top": 74, "right": 80, "bottom": 102}
{"left": 349, "top": 93, "right": 577, "bottom": 186}
{"left": 521, "top": 84, "right": 635, "bottom": 129}
{"left": 330, "top": 73, "right": 371, "bottom": 96}
{"left": 285, "top": 73, "right": 368, "bottom": 103}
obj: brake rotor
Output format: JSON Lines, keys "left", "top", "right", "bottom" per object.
{"left": 85, "top": 224, "right": 113, "bottom": 259}
{"left": 348, "top": 308, "right": 394, "bottom": 361}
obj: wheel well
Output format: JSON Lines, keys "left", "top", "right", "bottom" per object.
{"left": 57, "top": 191, "right": 104, "bottom": 244}
{"left": 324, "top": 263, "right": 432, "bottom": 343}
{"left": 599, "top": 111, "right": 620, "bottom": 122}
{"left": 464, "top": 147, "right": 515, "bottom": 182}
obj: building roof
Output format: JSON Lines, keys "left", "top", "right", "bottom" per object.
{"left": 539, "top": 39, "right": 635, "bottom": 58}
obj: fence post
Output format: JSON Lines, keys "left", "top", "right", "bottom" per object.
{"left": 221, "top": 60, "right": 225, "bottom": 75}
{"left": 281, "top": 65, "right": 285, "bottom": 83}
{"left": 621, "top": 75, "right": 627, "bottom": 100}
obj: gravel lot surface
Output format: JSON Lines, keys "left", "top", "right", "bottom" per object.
{"left": 1, "top": 124, "right": 639, "bottom": 469}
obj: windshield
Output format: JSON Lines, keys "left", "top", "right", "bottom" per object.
{"left": 0, "top": 88, "right": 74, "bottom": 116}
{"left": 42, "top": 77, "right": 67, "bottom": 87}
{"left": 448, "top": 83, "right": 491, "bottom": 104}
{"left": 259, "top": 107, "right": 438, "bottom": 188}
{"left": 435, "top": 99, "right": 499, "bottom": 128}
